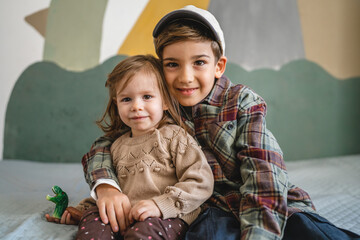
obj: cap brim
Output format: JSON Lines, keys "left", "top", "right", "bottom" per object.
{"left": 152, "top": 10, "right": 220, "bottom": 43}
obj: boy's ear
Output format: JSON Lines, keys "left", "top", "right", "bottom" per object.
{"left": 215, "top": 56, "right": 227, "bottom": 79}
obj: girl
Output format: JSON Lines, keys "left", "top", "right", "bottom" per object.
{"left": 48, "top": 55, "right": 214, "bottom": 240}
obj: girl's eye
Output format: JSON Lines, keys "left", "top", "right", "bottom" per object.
{"left": 143, "top": 95, "right": 152, "bottom": 100}
{"left": 194, "top": 60, "right": 205, "bottom": 66}
{"left": 121, "top": 97, "right": 131, "bottom": 102}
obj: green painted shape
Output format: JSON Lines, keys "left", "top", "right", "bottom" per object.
{"left": 44, "top": 0, "right": 108, "bottom": 71}
{"left": 225, "top": 59, "right": 360, "bottom": 160}
{"left": 4, "top": 58, "right": 360, "bottom": 162}
{"left": 4, "top": 55, "right": 126, "bottom": 162}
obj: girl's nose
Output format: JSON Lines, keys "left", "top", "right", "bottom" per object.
{"left": 131, "top": 98, "right": 143, "bottom": 111}
{"left": 179, "top": 66, "right": 194, "bottom": 84}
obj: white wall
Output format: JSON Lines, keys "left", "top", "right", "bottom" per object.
{"left": 0, "top": 0, "right": 51, "bottom": 160}
{"left": 100, "top": 0, "right": 148, "bottom": 63}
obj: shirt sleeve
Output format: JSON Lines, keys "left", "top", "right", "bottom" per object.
{"left": 236, "top": 88, "right": 287, "bottom": 240}
{"left": 81, "top": 136, "right": 120, "bottom": 189}
{"left": 90, "top": 179, "right": 122, "bottom": 200}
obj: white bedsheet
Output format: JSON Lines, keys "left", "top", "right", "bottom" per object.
{"left": 0, "top": 155, "right": 359, "bottom": 239}
{"left": 286, "top": 154, "right": 360, "bottom": 234}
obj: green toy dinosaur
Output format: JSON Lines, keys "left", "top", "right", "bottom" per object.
{"left": 46, "top": 185, "right": 69, "bottom": 219}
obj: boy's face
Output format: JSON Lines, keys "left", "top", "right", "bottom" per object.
{"left": 162, "top": 40, "right": 226, "bottom": 106}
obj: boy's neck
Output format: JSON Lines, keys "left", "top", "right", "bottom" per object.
{"left": 181, "top": 105, "right": 193, "bottom": 120}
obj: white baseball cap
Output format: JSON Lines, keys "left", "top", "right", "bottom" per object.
{"left": 153, "top": 5, "right": 225, "bottom": 55}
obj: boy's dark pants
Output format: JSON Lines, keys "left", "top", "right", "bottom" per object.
{"left": 184, "top": 207, "right": 360, "bottom": 240}
{"left": 76, "top": 206, "right": 188, "bottom": 240}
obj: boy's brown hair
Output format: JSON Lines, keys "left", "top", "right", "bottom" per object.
{"left": 97, "top": 54, "right": 182, "bottom": 139}
{"left": 153, "top": 21, "right": 222, "bottom": 61}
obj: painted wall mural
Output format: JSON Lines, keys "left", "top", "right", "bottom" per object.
{"left": 1, "top": 0, "right": 360, "bottom": 162}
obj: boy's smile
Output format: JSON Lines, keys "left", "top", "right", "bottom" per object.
{"left": 177, "top": 87, "right": 197, "bottom": 96}
{"left": 162, "top": 40, "right": 226, "bottom": 106}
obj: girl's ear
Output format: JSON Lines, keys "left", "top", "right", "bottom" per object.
{"left": 163, "top": 102, "right": 169, "bottom": 111}
{"left": 113, "top": 97, "right": 117, "bottom": 105}
{"left": 215, "top": 56, "right": 227, "bottom": 79}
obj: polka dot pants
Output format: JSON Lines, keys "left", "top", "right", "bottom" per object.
{"left": 76, "top": 206, "right": 118, "bottom": 240}
{"left": 125, "top": 217, "right": 188, "bottom": 240}
{"left": 76, "top": 206, "right": 188, "bottom": 240}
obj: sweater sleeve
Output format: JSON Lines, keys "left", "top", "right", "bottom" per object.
{"left": 235, "top": 88, "right": 287, "bottom": 240}
{"left": 152, "top": 126, "right": 214, "bottom": 220}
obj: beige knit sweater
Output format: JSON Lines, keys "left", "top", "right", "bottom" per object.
{"left": 110, "top": 124, "right": 214, "bottom": 225}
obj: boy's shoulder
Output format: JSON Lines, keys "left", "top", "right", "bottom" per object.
{"left": 214, "top": 75, "right": 266, "bottom": 111}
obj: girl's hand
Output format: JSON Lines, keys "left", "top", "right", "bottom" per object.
{"left": 96, "top": 184, "right": 131, "bottom": 233}
{"left": 129, "top": 200, "right": 162, "bottom": 223}
{"left": 45, "top": 209, "right": 78, "bottom": 225}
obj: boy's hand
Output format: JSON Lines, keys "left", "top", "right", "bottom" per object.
{"left": 129, "top": 200, "right": 161, "bottom": 223}
{"left": 96, "top": 184, "right": 131, "bottom": 233}
{"left": 45, "top": 209, "right": 78, "bottom": 225}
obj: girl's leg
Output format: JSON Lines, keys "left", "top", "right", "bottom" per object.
{"left": 124, "top": 217, "right": 188, "bottom": 240}
{"left": 75, "top": 206, "right": 119, "bottom": 240}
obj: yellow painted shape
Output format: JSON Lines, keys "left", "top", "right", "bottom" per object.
{"left": 118, "top": 0, "right": 209, "bottom": 57}
{"left": 297, "top": 0, "right": 360, "bottom": 79}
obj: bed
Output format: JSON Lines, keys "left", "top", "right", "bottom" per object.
{"left": 1, "top": 154, "right": 359, "bottom": 239}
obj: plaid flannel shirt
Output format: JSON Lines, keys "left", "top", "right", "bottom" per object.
{"left": 82, "top": 75, "right": 315, "bottom": 240}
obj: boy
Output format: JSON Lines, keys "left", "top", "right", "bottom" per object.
{"left": 82, "top": 5, "right": 360, "bottom": 240}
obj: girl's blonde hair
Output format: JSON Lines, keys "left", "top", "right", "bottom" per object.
{"left": 97, "top": 54, "right": 182, "bottom": 139}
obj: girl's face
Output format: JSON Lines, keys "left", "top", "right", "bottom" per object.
{"left": 114, "top": 71, "right": 167, "bottom": 137}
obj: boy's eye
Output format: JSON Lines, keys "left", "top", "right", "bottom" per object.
{"left": 164, "top": 62, "right": 178, "bottom": 68}
{"left": 194, "top": 60, "right": 205, "bottom": 66}
{"left": 143, "top": 95, "right": 152, "bottom": 100}
{"left": 121, "top": 97, "right": 131, "bottom": 102}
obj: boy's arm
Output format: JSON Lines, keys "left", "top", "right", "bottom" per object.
{"left": 236, "top": 90, "right": 288, "bottom": 240}
{"left": 81, "top": 136, "right": 120, "bottom": 189}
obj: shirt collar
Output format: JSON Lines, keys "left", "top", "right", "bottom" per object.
{"left": 201, "top": 75, "right": 231, "bottom": 106}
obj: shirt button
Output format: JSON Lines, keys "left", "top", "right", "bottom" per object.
{"left": 175, "top": 201, "right": 181, "bottom": 208}
{"left": 130, "top": 170, "right": 135, "bottom": 175}
{"left": 139, "top": 167, "right": 144, "bottom": 172}
{"left": 120, "top": 174, "right": 127, "bottom": 178}
{"left": 169, "top": 163, "right": 174, "bottom": 168}
{"left": 227, "top": 123, "right": 234, "bottom": 130}
{"left": 153, "top": 167, "right": 161, "bottom": 172}
{"left": 154, "top": 142, "right": 158, "bottom": 147}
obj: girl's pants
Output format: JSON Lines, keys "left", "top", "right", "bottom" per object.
{"left": 75, "top": 206, "right": 188, "bottom": 240}
{"left": 184, "top": 207, "right": 360, "bottom": 240}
